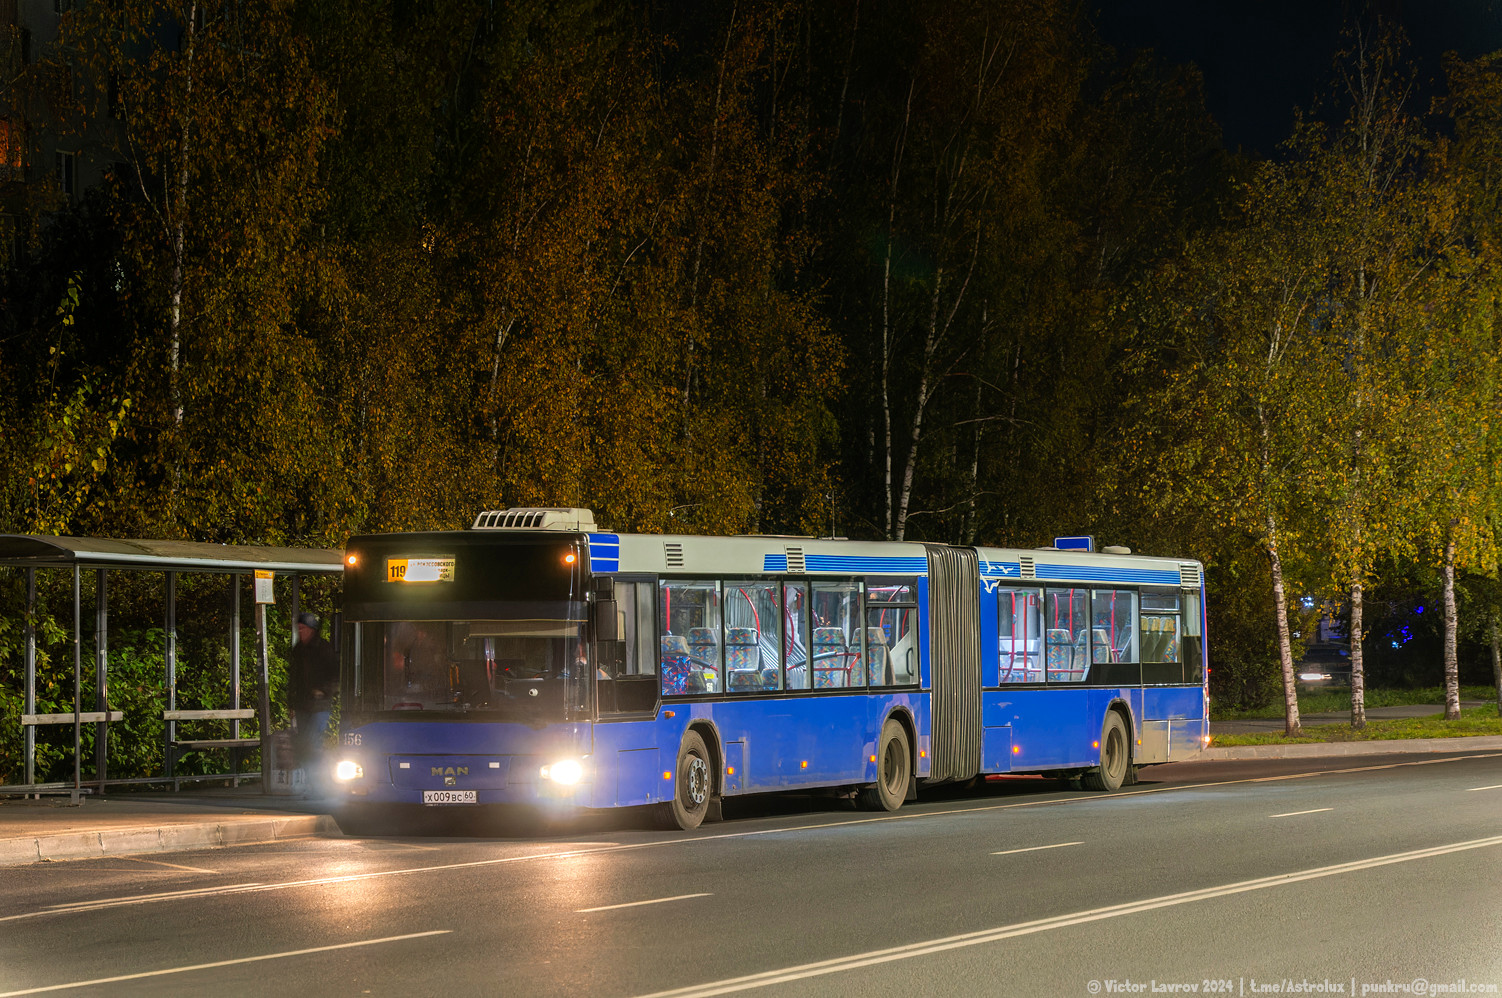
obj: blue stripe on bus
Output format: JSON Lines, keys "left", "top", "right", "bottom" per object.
{"left": 761, "top": 555, "right": 930, "bottom": 573}
{"left": 1032, "top": 565, "right": 1183, "bottom": 585}
{"left": 587, "top": 534, "right": 620, "bottom": 573}
{"left": 804, "top": 555, "right": 929, "bottom": 573}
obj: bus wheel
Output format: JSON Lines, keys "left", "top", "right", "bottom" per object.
{"left": 658, "top": 730, "right": 712, "bottom": 830}
{"left": 858, "top": 720, "right": 911, "bottom": 811}
{"left": 1082, "top": 712, "right": 1130, "bottom": 792}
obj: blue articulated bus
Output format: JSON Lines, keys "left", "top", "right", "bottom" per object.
{"left": 331, "top": 508, "right": 1208, "bottom": 830}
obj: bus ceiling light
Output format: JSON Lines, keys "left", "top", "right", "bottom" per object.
{"left": 563, "top": 552, "right": 577, "bottom": 565}
{"left": 346, "top": 553, "right": 358, "bottom": 566}
{"left": 334, "top": 760, "right": 363, "bottom": 781}
{"left": 541, "top": 758, "right": 584, "bottom": 785}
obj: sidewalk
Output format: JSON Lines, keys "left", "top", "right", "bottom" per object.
{"left": 1204, "top": 700, "right": 1502, "bottom": 760}
{"left": 0, "top": 790, "right": 340, "bottom": 868}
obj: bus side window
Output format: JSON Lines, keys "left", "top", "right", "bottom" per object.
{"left": 783, "top": 582, "right": 811, "bottom": 690}
{"left": 659, "top": 579, "right": 722, "bottom": 694}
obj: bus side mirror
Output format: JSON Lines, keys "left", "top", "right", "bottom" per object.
{"left": 591, "top": 599, "right": 620, "bottom": 642}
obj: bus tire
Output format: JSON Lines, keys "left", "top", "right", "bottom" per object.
{"left": 857, "top": 719, "right": 911, "bottom": 811}
{"left": 657, "top": 730, "right": 713, "bottom": 830}
{"left": 1081, "top": 711, "right": 1130, "bottom": 792}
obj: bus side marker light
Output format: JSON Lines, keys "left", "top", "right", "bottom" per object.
{"left": 663, "top": 710, "right": 675, "bottom": 718}
{"left": 1012, "top": 745, "right": 1021, "bottom": 754}
{"left": 663, "top": 771, "right": 672, "bottom": 780}
{"left": 399, "top": 762, "right": 410, "bottom": 769}
{"left": 919, "top": 750, "right": 926, "bottom": 758}
{"left": 489, "top": 762, "right": 500, "bottom": 768}
{"left": 801, "top": 761, "right": 808, "bottom": 769}
{"left": 869, "top": 755, "right": 876, "bottom": 763}
{"left": 727, "top": 766, "right": 735, "bottom": 775}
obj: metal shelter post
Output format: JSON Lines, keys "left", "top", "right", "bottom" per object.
{"left": 165, "top": 572, "right": 177, "bottom": 790}
{"left": 256, "top": 602, "right": 272, "bottom": 792}
{"left": 72, "top": 565, "right": 81, "bottom": 803}
{"left": 230, "top": 573, "right": 242, "bottom": 786}
{"left": 23, "top": 568, "right": 36, "bottom": 792}
{"left": 95, "top": 568, "right": 108, "bottom": 791}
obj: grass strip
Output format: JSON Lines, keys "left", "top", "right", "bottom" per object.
{"left": 1210, "top": 705, "right": 1502, "bottom": 746}
{"left": 1212, "top": 685, "right": 1498, "bottom": 721}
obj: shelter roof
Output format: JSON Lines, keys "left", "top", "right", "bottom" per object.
{"left": 0, "top": 536, "right": 344, "bottom": 574}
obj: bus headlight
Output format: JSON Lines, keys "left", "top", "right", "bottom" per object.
{"left": 334, "top": 760, "right": 364, "bottom": 782}
{"left": 541, "top": 758, "right": 584, "bottom": 785}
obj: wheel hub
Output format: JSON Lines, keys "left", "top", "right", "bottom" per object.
{"left": 685, "top": 756, "right": 709, "bottom": 806}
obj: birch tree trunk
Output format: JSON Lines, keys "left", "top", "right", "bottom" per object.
{"left": 1349, "top": 567, "right": 1366, "bottom": 730}
{"left": 1490, "top": 616, "right": 1501, "bottom": 718}
{"left": 1267, "top": 512, "right": 1302, "bottom": 737}
{"left": 1442, "top": 527, "right": 1460, "bottom": 720}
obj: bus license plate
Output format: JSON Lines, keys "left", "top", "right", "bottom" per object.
{"left": 422, "top": 790, "right": 477, "bottom": 805}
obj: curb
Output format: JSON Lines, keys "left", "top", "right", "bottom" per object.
{"left": 0, "top": 813, "right": 341, "bottom": 868}
{"left": 1202, "top": 735, "right": 1502, "bottom": 761}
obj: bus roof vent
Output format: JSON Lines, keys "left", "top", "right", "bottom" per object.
{"left": 472, "top": 507, "right": 598, "bottom": 532}
{"left": 785, "top": 546, "right": 806, "bottom": 574}
{"left": 1019, "top": 554, "right": 1036, "bottom": 580}
{"left": 1180, "top": 563, "right": 1202, "bottom": 589}
{"left": 664, "top": 542, "right": 684, "bottom": 569}
{"left": 1102, "top": 545, "right": 1132, "bottom": 555}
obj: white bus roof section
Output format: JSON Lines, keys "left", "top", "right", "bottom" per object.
{"left": 590, "top": 532, "right": 932, "bottom": 577}
{"left": 0, "top": 535, "right": 345, "bottom": 574}
{"left": 973, "top": 545, "right": 1202, "bottom": 590}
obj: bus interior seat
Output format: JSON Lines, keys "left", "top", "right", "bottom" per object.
{"left": 813, "top": 627, "right": 847, "bottom": 687}
{"left": 1091, "top": 628, "right": 1114, "bottom": 664}
{"left": 862, "top": 625, "right": 889, "bottom": 685}
{"left": 1045, "top": 628, "right": 1073, "bottom": 680}
{"left": 660, "top": 635, "right": 697, "bottom": 694}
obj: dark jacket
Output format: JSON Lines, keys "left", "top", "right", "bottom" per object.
{"left": 289, "top": 634, "right": 339, "bottom": 712}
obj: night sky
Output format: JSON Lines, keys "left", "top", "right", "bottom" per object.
{"left": 1095, "top": 0, "right": 1502, "bottom": 157}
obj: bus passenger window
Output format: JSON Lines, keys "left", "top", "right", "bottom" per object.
{"left": 1046, "top": 588, "right": 1088, "bottom": 683}
{"left": 997, "top": 587, "right": 1042, "bottom": 684}
{"left": 659, "top": 579, "right": 721, "bottom": 694}
{"left": 725, "top": 581, "right": 781, "bottom": 692}
{"left": 1091, "top": 590, "right": 1137, "bottom": 664}
{"left": 812, "top": 580, "right": 862, "bottom": 687}
{"left": 866, "top": 577, "right": 919, "bottom": 686}
{"left": 783, "top": 582, "right": 811, "bottom": 690}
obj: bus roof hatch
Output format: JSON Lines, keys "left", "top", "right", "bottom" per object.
{"left": 471, "top": 507, "right": 599, "bottom": 532}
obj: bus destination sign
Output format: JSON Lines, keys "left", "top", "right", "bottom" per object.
{"left": 386, "top": 557, "right": 456, "bottom": 583}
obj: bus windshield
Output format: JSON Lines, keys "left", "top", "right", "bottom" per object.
{"left": 352, "top": 606, "right": 590, "bottom": 720}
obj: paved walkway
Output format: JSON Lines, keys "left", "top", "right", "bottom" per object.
{"left": 2, "top": 702, "right": 1498, "bottom": 867}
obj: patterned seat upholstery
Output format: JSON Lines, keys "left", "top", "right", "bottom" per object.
{"left": 1045, "top": 628, "right": 1074, "bottom": 682}
{"left": 726, "top": 627, "right": 767, "bottom": 691}
{"left": 813, "top": 627, "right": 847, "bottom": 688}
{"left": 660, "top": 635, "right": 702, "bottom": 694}
{"left": 1091, "top": 628, "right": 1114, "bottom": 665}
{"left": 860, "top": 625, "right": 889, "bottom": 686}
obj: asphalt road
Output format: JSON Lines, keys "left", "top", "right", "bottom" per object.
{"left": 2, "top": 751, "right": 1500, "bottom": 998}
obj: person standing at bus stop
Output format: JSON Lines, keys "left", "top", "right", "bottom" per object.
{"left": 289, "top": 612, "right": 338, "bottom": 794}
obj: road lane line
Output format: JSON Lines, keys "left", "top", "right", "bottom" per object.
{"left": 117, "top": 857, "right": 220, "bottom": 874}
{"left": 44, "top": 884, "right": 263, "bottom": 910}
{"left": 0, "top": 930, "right": 450, "bottom": 997}
{"left": 991, "top": 841, "right": 1082, "bottom": 856}
{"left": 7, "top": 751, "right": 1500, "bottom": 924}
{"left": 577, "top": 892, "right": 711, "bottom": 913}
{"left": 633, "top": 833, "right": 1502, "bottom": 998}
{"left": 1268, "top": 808, "right": 1333, "bottom": 818}
{"left": 1466, "top": 784, "right": 1502, "bottom": 791}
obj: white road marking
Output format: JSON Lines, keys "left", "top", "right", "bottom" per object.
{"left": 45, "top": 884, "right": 262, "bottom": 910}
{"left": 1466, "top": 784, "right": 1502, "bottom": 791}
{"left": 1268, "top": 808, "right": 1333, "bottom": 818}
{"left": 7, "top": 751, "right": 1499, "bottom": 924}
{"left": 0, "top": 930, "right": 450, "bottom": 997}
{"left": 991, "top": 841, "right": 1082, "bottom": 856}
{"left": 634, "top": 834, "right": 1502, "bottom": 997}
{"left": 117, "top": 857, "right": 219, "bottom": 874}
{"left": 577, "top": 892, "right": 711, "bottom": 913}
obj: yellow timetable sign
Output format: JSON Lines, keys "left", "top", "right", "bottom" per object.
{"left": 386, "top": 557, "right": 455, "bottom": 583}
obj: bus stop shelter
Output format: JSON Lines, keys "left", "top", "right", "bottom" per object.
{"left": 0, "top": 536, "right": 344, "bottom": 799}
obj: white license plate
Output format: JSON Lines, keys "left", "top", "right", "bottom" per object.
{"left": 422, "top": 790, "right": 477, "bottom": 805}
